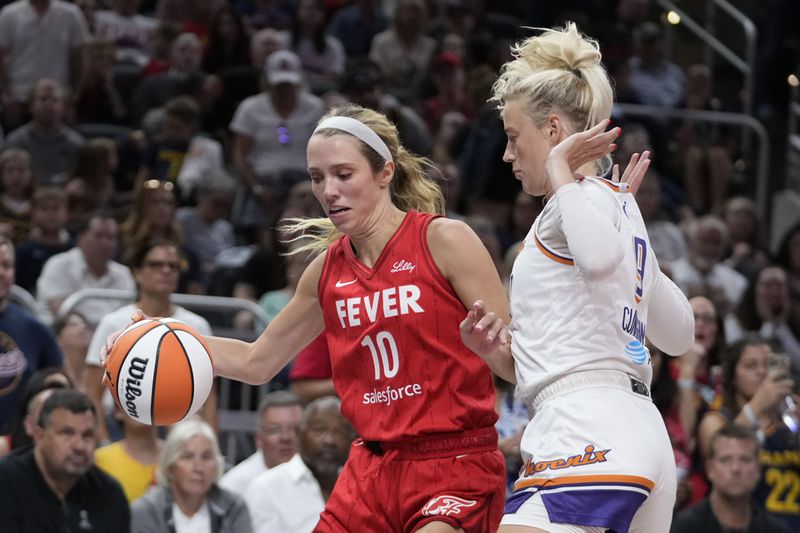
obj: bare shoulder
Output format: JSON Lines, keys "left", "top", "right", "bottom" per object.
{"left": 307, "top": 249, "right": 328, "bottom": 272}
{"left": 296, "top": 250, "right": 328, "bottom": 297}
{"left": 426, "top": 216, "right": 478, "bottom": 249}
{"left": 426, "top": 217, "right": 487, "bottom": 279}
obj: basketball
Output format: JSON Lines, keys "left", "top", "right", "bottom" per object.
{"left": 105, "top": 318, "right": 215, "bottom": 426}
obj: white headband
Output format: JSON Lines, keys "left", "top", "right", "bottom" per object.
{"left": 313, "top": 116, "right": 393, "bottom": 162}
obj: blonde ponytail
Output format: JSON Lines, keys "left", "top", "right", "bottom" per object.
{"left": 492, "top": 22, "right": 614, "bottom": 172}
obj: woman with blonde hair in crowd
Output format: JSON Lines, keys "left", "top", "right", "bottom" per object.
{"left": 131, "top": 418, "right": 251, "bottom": 532}
{"left": 465, "top": 23, "right": 693, "bottom": 532}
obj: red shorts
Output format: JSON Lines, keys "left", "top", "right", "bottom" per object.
{"left": 313, "top": 427, "right": 505, "bottom": 533}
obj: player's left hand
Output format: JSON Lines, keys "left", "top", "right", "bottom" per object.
{"left": 611, "top": 150, "right": 650, "bottom": 196}
{"left": 545, "top": 119, "right": 620, "bottom": 190}
{"left": 460, "top": 300, "right": 509, "bottom": 358}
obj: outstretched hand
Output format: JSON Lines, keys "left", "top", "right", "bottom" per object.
{"left": 99, "top": 309, "right": 146, "bottom": 383}
{"left": 460, "top": 300, "right": 509, "bottom": 359}
{"left": 611, "top": 150, "right": 651, "bottom": 196}
{"left": 545, "top": 119, "right": 620, "bottom": 190}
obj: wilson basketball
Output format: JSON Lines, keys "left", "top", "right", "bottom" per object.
{"left": 105, "top": 318, "right": 214, "bottom": 426}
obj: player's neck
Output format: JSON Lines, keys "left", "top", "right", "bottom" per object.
{"left": 349, "top": 205, "right": 405, "bottom": 268}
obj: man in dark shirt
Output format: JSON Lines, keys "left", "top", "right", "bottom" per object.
{"left": 671, "top": 424, "right": 790, "bottom": 533}
{"left": 0, "top": 389, "right": 129, "bottom": 532}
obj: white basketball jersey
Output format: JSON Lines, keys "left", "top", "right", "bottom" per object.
{"left": 509, "top": 178, "right": 656, "bottom": 406}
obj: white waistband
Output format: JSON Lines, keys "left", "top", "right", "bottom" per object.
{"left": 529, "top": 369, "right": 650, "bottom": 414}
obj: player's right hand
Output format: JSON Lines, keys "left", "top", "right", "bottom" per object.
{"left": 611, "top": 150, "right": 650, "bottom": 196}
{"left": 460, "top": 300, "right": 509, "bottom": 358}
{"left": 100, "top": 310, "right": 145, "bottom": 383}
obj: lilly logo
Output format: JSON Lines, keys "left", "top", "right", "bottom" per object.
{"left": 625, "top": 340, "right": 649, "bottom": 366}
{"left": 421, "top": 495, "right": 477, "bottom": 517}
{"left": 390, "top": 259, "right": 415, "bottom": 273}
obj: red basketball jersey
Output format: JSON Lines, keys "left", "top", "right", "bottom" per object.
{"left": 318, "top": 211, "right": 497, "bottom": 441}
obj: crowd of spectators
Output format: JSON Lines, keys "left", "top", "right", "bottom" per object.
{"left": 0, "top": 0, "right": 799, "bottom": 531}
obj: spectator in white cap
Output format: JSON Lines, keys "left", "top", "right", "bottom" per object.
{"left": 266, "top": 50, "right": 303, "bottom": 85}
{"left": 230, "top": 50, "right": 324, "bottom": 240}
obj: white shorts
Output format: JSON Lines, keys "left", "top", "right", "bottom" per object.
{"left": 501, "top": 370, "right": 676, "bottom": 533}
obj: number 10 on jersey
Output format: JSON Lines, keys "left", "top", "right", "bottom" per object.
{"left": 362, "top": 332, "right": 400, "bottom": 380}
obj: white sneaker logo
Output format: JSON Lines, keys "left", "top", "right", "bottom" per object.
{"left": 422, "top": 495, "right": 477, "bottom": 517}
{"left": 335, "top": 279, "right": 357, "bottom": 288}
{"left": 390, "top": 260, "right": 415, "bottom": 273}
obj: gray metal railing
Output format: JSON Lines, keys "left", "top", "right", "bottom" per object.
{"left": 657, "top": 0, "right": 757, "bottom": 117}
{"left": 614, "top": 103, "right": 770, "bottom": 215}
{"left": 788, "top": 86, "right": 800, "bottom": 191}
{"left": 57, "top": 288, "right": 270, "bottom": 330}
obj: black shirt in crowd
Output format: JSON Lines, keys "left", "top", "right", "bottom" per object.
{"left": 670, "top": 498, "right": 791, "bottom": 533}
{"left": 0, "top": 447, "right": 130, "bottom": 533}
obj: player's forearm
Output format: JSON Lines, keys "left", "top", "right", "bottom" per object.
{"left": 483, "top": 344, "right": 516, "bottom": 384}
{"left": 647, "top": 272, "right": 694, "bottom": 355}
{"left": 205, "top": 336, "right": 277, "bottom": 385}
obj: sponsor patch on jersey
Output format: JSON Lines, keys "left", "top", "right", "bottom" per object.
{"left": 624, "top": 340, "right": 649, "bottom": 366}
{"left": 390, "top": 259, "right": 416, "bottom": 273}
{"left": 422, "top": 495, "right": 477, "bottom": 517}
{"left": 362, "top": 382, "right": 424, "bottom": 405}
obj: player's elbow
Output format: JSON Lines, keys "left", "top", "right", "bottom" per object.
{"left": 242, "top": 348, "right": 275, "bottom": 385}
{"left": 245, "top": 365, "right": 274, "bottom": 386}
{"left": 654, "top": 316, "right": 695, "bottom": 356}
{"left": 660, "top": 335, "right": 694, "bottom": 357}
{"left": 577, "top": 249, "right": 624, "bottom": 282}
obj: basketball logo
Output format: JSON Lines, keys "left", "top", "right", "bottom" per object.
{"left": 105, "top": 318, "right": 214, "bottom": 425}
